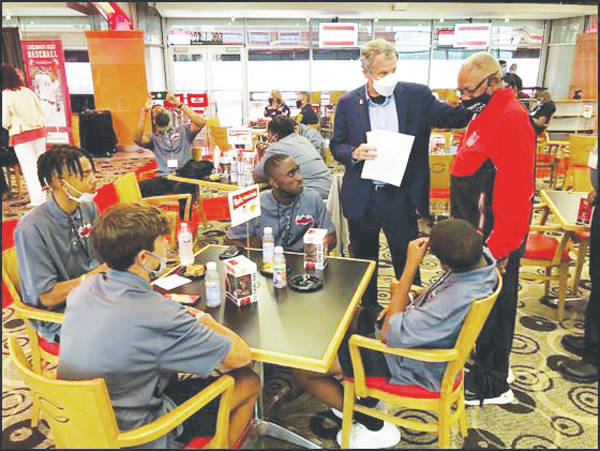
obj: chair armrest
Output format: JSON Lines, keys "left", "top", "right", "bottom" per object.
{"left": 349, "top": 334, "right": 459, "bottom": 363}
{"left": 116, "top": 374, "right": 235, "bottom": 448}
{"left": 166, "top": 174, "right": 239, "bottom": 192}
{"left": 144, "top": 194, "right": 191, "bottom": 221}
{"left": 14, "top": 303, "right": 64, "bottom": 323}
{"left": 529, "top": 224, "right": 563, "bottom": 232}
{"left": 137, "top": 168, "right": 159, "bottom": 181}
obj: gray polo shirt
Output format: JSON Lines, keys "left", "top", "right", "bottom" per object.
{"left": 255, "top": 133, "right": 331, "bottom": 199}
{"left": 298, "top": 123, "right": 325, "bottom": 159}
{"left": 143, "top": 125, "right": 194, "bottom": 176}
{"left": 58, "top": 269, "right": 231, "bottom": 449}
{"left": 226, "top": 188, "right": 334, "bottom": 252}
{"left": 383, "top": 248, "right": 497, "bottom": 391}
{"left": 14, "top": 197, "right": 99, "bottom": 342}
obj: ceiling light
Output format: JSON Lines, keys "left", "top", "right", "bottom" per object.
{"left": 391, "top": 2, "right": 409, "bottom": 11}
{"left": 505, "top": 17, "right": 510, "bottom": 23}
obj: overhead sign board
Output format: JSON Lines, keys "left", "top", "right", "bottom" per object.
{"left": 453, "top": 23, "right": 492, "bottom": 49}
{"left": 319, "top": 23, "right": 358, "bottom": 48}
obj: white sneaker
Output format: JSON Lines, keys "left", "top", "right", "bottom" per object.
{"left": 330, "top": 407, "right": 343, "bottom": 419}
{"left": 507, "top": 368, "right": 515, "bottom": 384}
{"left": 464, "top": 388, "right": 515, "bottom": 406}
{"left": 336, "top": 421, "right": 401, "bottom": 449}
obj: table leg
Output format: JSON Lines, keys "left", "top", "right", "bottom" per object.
{"left": 245, "top": 362, "right": 321, "bottom": 449}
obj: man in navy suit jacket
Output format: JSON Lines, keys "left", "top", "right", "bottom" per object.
{"left": 330, "top": 39, "right": 473, "bottom": 328}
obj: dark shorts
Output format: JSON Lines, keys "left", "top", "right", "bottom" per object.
{"left": 337, "top": 327, "right": 391, "bottom": 379}
{"left": 163, "top": 374, "right": 221, "bottom": 444}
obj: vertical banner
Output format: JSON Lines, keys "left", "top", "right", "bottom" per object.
{"left": 20, "top": 40, "right": 73, "bottom": 145}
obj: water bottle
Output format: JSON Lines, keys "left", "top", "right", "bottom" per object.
{"left": 230, "top": 152, "right": 238, "bottom": 184}
{"left": 213, "top": 145, "right": 221, "bottom": 174}
{"left": 244, "top": 161, "right": 254, "bottom": 186}
{"left": 273, "top": 246, "right": 287, "bottom": 289}
{"left": 178, "top": 222, "right": 194, "bottom": 266}
{"left": 205, "top": 261, "right": 222, "bottom": 307}
{"left": 262, "top": 227, "right": 274, "bottom": 264}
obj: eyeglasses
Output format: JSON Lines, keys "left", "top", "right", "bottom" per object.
{"left": 457, "top": 72, "right": 498, "bottom": 96}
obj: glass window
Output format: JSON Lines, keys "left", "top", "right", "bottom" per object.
{"left": 246, "top": 19, "right": 310, "bottom": 120}
{"left": 430, "top": 20, "right": 487, "bottom": 89}
{"left": 310, "top": 19, "right": 372, "bottom": 93}
{"left": 490, "top": 20, "right": 544, "bottom": 88}
{"left": 550, "top": 17, "right": 585, "bottom": 44}
{"left": 145, "top": 46, "right": 166, "bottom": 92}
{"left": 375, "top": 20, "right": 431, "bottom": 84}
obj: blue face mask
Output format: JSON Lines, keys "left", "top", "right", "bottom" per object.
{"left": 142, "top": 251, "right": 166, "bottom": 278}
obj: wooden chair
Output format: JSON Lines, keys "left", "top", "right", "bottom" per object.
{"left": 2, "top": 247, "right": 63, "bottom": 427}
{"left": 113, "top": 172, "right": 192, "bottom": 222}
{"left": 2, "top": 247, "right": 62, "bottom": 366}
{"left": 429, "top": 154, "right": 455, "bottom": 217}
{"left": 566, "top": 134, "right": 597, "bottom": 191}
{"left": 341, "top": 272, "right": 502, "bottom": 448}
{"left": 521, "top": 220, "right": 573, "bottom": 320}
{"left": 536, "top": 134, "right": 567, "bottom": 189}
{"left": 9, "top": 331, "right": 235, "bottom": 449}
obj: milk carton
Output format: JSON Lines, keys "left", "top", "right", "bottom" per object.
{"left": 224, "top": 255, "right": 258, "bottom": 306}
{"left": 303, "top": 228, "right": 328, "bottom": 270}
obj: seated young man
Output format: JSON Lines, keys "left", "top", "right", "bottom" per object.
{"left": 58, "top": 204, "right": 260, "bottom": 449}
{"left": 291, "top": 219, "right": 498, "bottom": 449}
{"left": 253, "top": 115, "right": 331, "bottom": 199}
{"left": 134, "top": 91, "right": 205, "bottom": 214}
{"left": 226, "top": 153, "right": 336, "bottom": 252}
{"left": 14, "top": 145, "right": 107, "bottom": 343}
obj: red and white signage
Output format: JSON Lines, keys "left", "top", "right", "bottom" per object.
{"left": 164, "top": 92, "right": 208, "bottom": 114}
{"left": 453, "top": 23, "right": 492, "bottom": 49}
{"left": 21, "top": 40, "right": 73, "bottom": 145}
{"left": 228, "top": 184, "right": 261, "bottom": 227}
{"left": 227, "top": 127, "right": 253, "bottom": 150}
{"left": 319, "top": 23, "right": 359, "bottom": 48}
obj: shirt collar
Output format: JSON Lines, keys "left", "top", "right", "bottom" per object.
{"left": 45, "top": 194, "right": 77, "bottom": 222}
{"left": 365, "top": 85, "right": 392, "bottom": 108}
{"left": 105, "top": 269, "right": 152, "bottom": 290}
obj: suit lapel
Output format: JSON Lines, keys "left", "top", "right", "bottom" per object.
{"left": 394, "top": 83, "right": 407, "bottom": 133}
{"left": 357, "top": 85, "right": 371, "bottom": 139}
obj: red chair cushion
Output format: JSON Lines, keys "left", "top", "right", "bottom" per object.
{"left": 429, "top": 188, "right": 450, "bottom": 199}
{"left": 38, "top": 336, "right": 60, "bottom": 356}
{"left": 185, "top": 437, "right": 212, "bottom": 449}
{"left": 202, "top": 196, "right": 231, "bottom": 221}
{"left": 344, "top": 372, "right": 463, "bottom": 399}
{"left": 524, "top": 233, "right": 570, "bottom": 262}
{"left": 574, "top": 230, "right": 590, "bottom": 242}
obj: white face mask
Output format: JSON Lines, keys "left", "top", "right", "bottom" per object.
{"left": 62, "top": 179, "right": 97, "bottom": 203}
{"left": 372, "top": 72, "right": 398, "bottom": 97}
{"left": 141, "top": 251, "right": 167, "bottom": 278}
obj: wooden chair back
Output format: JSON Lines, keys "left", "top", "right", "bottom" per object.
{"left": 114, "top": 172, "right": 143, "bottom": 204}
{"left": 9, "top": 332, "right": 122, "bottom": 449}
{"left": 429, "top": 154, "right": 455, "bottom": 191}
{"left": 568, "top": 134, "right": 597, "bottom": 191}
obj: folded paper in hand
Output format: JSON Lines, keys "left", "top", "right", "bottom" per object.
{"left": 361, "top": 130, "right": 415, "bottom": 187}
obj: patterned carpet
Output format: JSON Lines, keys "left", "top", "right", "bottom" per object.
{"left": 2, "top": 151, "right": 597, "bottom": 449}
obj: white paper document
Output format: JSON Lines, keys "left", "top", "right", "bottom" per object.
{"left": 153, "top": 274, "right": 192, "bottom": 290}
{"left": 361, "top": 130, "right": 415, "bottom": 187}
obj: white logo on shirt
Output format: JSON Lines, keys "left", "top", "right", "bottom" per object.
{"left": 466, "top": 131, "right": 480, "bottom": 148}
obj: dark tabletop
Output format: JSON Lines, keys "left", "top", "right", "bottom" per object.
{"left": 155, "top": 245, "right": 374, "bottom": 372}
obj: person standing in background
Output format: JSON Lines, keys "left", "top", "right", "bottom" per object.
{"left": 264, "top": 90, "right": 290, "bottom": 119}
{"left": 296, "top": 91, "right": 319, "bottom": 125}
{"left": 2, "top": 63, "right": 47, "bottom": 207}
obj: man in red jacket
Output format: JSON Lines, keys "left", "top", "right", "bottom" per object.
{"left": 450, "top": 52, "right": 535, "bottom": 406}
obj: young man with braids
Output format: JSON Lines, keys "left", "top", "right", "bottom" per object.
{"left": 14, "top": 145, "right": 107, "bottom": 343}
